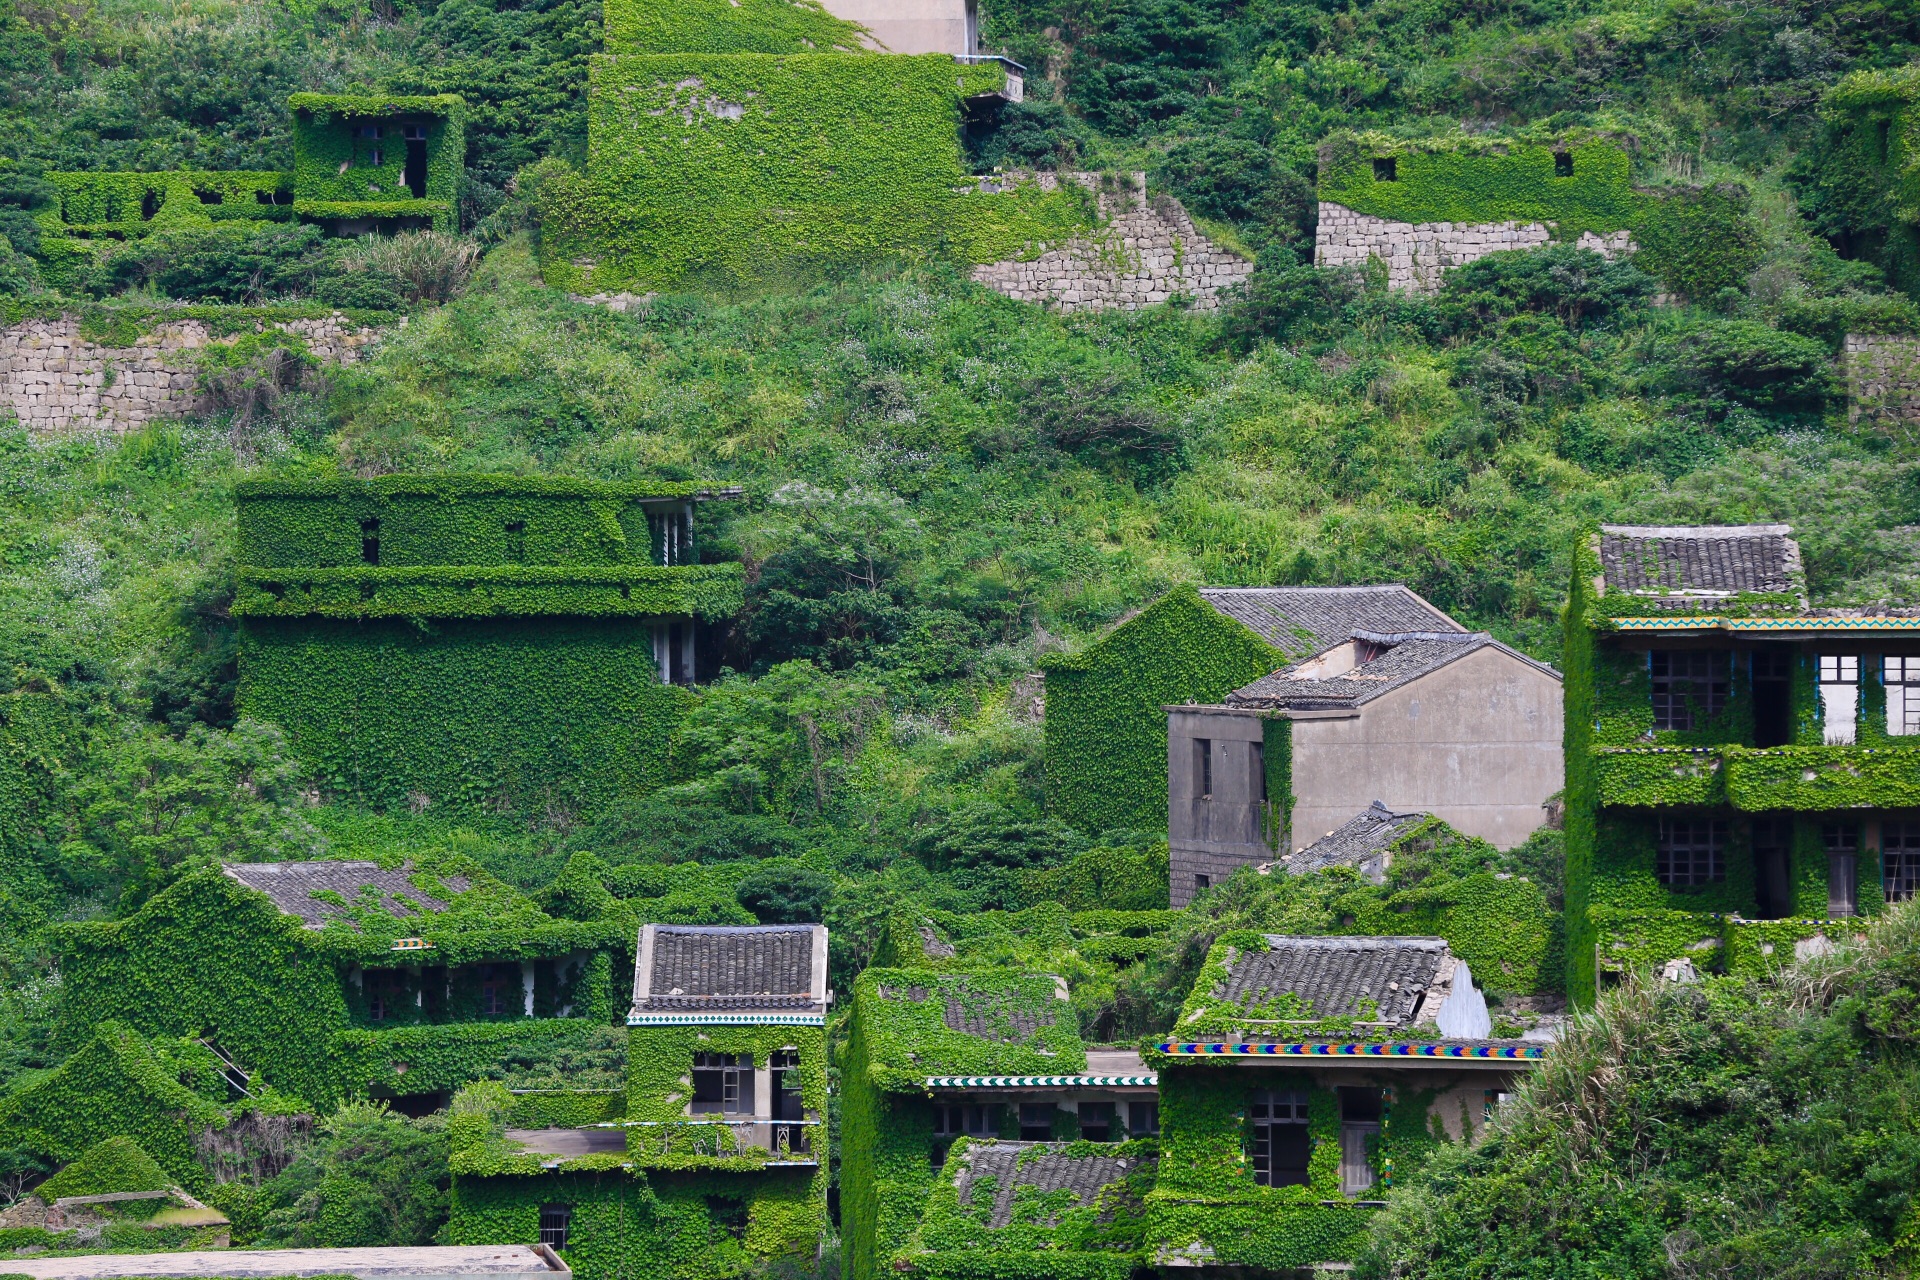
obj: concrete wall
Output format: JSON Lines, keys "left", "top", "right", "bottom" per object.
{"left": 2, "top": 313, "right": 387, "bottom": 435}
{"left": 1166, "top": 707, "right": 1270, "bottom": 907}
{"left": 1289, "top": 646, "right": 1563, "bottom": 852}
{"left": 1315, "top": 201, "right": 1634, "bottom": 293}
{"left": 1844, "top": 332, "right": 1920, "bottom": 428}
{"left": 972, "top": 174, "right": 1254, "bottom": 313}
{"left": 819, "top": 0, "right": 973, "bottom": 53}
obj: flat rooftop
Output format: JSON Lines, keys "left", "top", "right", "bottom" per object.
{"left": 4, "top": 1245, "right": 568, "bottom": 1280}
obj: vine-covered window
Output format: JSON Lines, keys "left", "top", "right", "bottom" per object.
{"left": 1885, "top": 824, "right": 1920, "bottom": 902}
{"left": 1651, "top": 651, "right": 1726, "bottom": 731}
{"left": 1079, "top": 1101, "right": 1114, "bottom": 1141}
{"left": 1819, "top": 655, "right": 1859, "bottom": 745}
{"left": 364, "top": 969, "right": 405, "bottom": 1021}
{"left": 1825, "top": 824, "right": 1858, "bottom": 917}
{"left": 1656, "top": 817, "right": 1725, "bottom": 886}
{"left": 691, "top": 1052, "right": 754, "bottom": 1114}
{"left": 933, "top": 1104, "right": 996, "bottom": 1137}
{"left": 539, "top": 1203, "right": 570, "bottom": 1250}
{"left": 1250, "top": 1090, "right": 1310, "bottom": 1187}
{"left": 479, "top": 963, "right": 519, "bottom": 1017}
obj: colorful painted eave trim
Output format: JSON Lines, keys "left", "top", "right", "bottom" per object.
{"left": 1609, "top": 616, "right": 1920, "bottom": 632}
{"left": 1154, "top": 1041, "right": 1545, "bottom": 1061}
{"left": 922, "top": 1074, "right": 1158, "bottom": 1088}
{"left": 626, "top": 1012, "right": 826, "bottom": 1027}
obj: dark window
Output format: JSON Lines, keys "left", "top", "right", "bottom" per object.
{"left": 1250, "top": 1091, "right": 1310, "bottom": 1187}
{"left": 934, "top": 1104, "right": 997, "bottom": 1137}
{"left": 504, "top": 520, "right": 526, "bottom": 563}
{"left": 140, "top": 189, "right": 158, "bottom": 219}
{"left": 539, "top": 1204, "right": 571, "bottom": 1250}
{"left": 364, "top": 969, "right": 405, "bottom": 1021}
{"left": 1195, "top": 739, "right": 1212, "bottom": 799}
{"left": 1373, "top": 157, "right": 1397, "bottom": 181}
{"left": 1194, "top": 873, "right": 1210, "bottom": 894}
{"left": 704, "top": 1196, "right": 748, "bottom": 1240}
{"left": 367, "top": 148, "right": 384, "bottom": 167}
{"left": 479, "top": 963, "right": 518, "bottom": 1016}
{"left": 1886, "top": 823, "right": 1920, "bottom": 903}
{"left": 669, "top": 623, "right": 689, "bottom": 686}
{"left": 1752, "top": 649, "right": 1792, "bottom": 747}
{"left": 691, "top": 1052, "right": 754, "bottom": 1114}
{"left": 1651, "top": 651, "right": 1727, "bottom": 731}
{"left": 361, "top": 518, "right": 381, "bottom": 565}
{"left": 1251, "top": 741, "right": 1265, "bottom": 803}
{"left": 1879, "top": 118, "right": 1893, "bottom": 163}
{"left": 770, "top": 1048, "right": 806, "bottom": 1151}
{"left": 404, "top": 124, "right": 429, "bottom": 141}
{"left": 1753, "top": 818, "right": 1791, "bottom": 919}
{"left": 196, "top": 189, "right": 222, "bottom": 205}
{"left": 1128, "top": 1101, "right": 1159, "bottom": 1136}
{"left": 360, "top": 124, "right": 383, "bottom": 139}
{"left": 404, "top": 138, "right": 428, "bottom": 198}
{"left": 1018, "top": 1103, "right": 1053, "bottom": 1140}
{"left": 1657, "top": 817, "right": 1726, "bottom": 886}
{"left": 1554, "top": 151, "right": 1573, "bottom": 177}
{"left": 1826, "top": 824, "right": 1858, "bottom": 917}
{"left": 1079, "top": 1102, "right": 1114, "bottom": 1142}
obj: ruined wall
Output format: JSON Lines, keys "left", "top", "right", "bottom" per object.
{"left": 1844, "top": 332, "right": 1920, "bottom": 427}
{"left": 2, "top": 313, "right": 386, "bottom": 435}
{"left": 971, "top": 173, "right": 1254, "bottom": 312}
{"left": 1315, "top": 201, "right": 1634, "bottom": 293}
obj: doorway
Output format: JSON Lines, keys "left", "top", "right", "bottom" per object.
{"left": 1752, "top": 648, "right": 1792, "bottom": 747}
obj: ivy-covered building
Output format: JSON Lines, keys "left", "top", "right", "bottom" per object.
{"left": 1145, "top": 934, "right": 1544, "bottom": 1270}
{"left": 49, "top": 860, "right": 627, "bottom": 1112}
{"left": 445, "top": 923, "right": 830, "bottom": 1280}
{"left": 231, "top": 474, "right": 744, "bottom": 818}
{"left": 289, "top": 93, "right": 466, "bottom": 234}
{"left": 1166, "top": 629, "right": 1563, "bottom": 906}
{"left": 1044, "top": 583, "right": 1465, "bottom": 838}
{"left": 1565, "top": 523, "right": 1920, "bottom": 1002}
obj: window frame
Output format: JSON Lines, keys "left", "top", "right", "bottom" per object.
{"left": 1656, "top": 816, "right": 1727, "bottom": 887}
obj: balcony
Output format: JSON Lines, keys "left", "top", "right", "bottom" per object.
{"left": 617, "top": 1118, "right": 820, "bottom": 1166}
{"left": 1590, "top": 744, "right": 1920, "bottom": 811}
{"left": 1590, "top": 747, "right": 1724, "bottom": 807}
{"left": 956, "top": 55, "right": 1024, "bottom": 103}
{"left": 231, "top": 562, "right": 745, "bottom": 621}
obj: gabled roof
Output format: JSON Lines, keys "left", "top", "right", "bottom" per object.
{"left": 1265, "top": 801, "right": 1428, "bottom": 876}
{"left": 1226, "top": 633, "right": 1557, "bottom": 711}
{"left": 1596, "top": 524, "right": 1805, "bottom": 602}
{"left": 631, "top": 923, "right": 828, "bottom": 1019}
{"left": 854, "top": 968, "right": 1088, "bottom": 1088}
{"left": 874, "top": 973, "right": 1068, "bottom": 1043}
{"left": 1199, "top": 586, "right": 1463, "bottom": 658}
{"left": 1210, "top": 935, "right": 1462, "bottom": 1029}
{"left": 949, "top": 1142, "right": 1149, "bottom": 1229}
{"left": 222, "top": 861, "right": 466, "bottom": 930}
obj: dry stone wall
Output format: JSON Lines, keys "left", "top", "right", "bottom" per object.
{"left": 971, "top": 173, "right": 1253, "bottom": 312}
{"left": 2, "top": 313, "right": 388, "bottom": 435}
{"left": 1845, "top": 333, "right": 1920, "bottom": 428}
{"left": 1315, "top": 201, "right": 1634, "bottom": 292}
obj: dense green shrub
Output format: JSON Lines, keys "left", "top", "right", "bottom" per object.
{"left": 1631, "top": 186, "right": 1766, "bottom": 300}
{"left": 253, "top": 1102, "right": 451, "bottom": 1249}
{"left": 100, "top": 225, "right": 329, "bottom": 304}
{"left": 1158, "top": 136, "right": 1314, "bottom": 249}
{"left": 1436, "top": 246, "right": 1657, "bottom": 330}
{"left": 734, "top": 859, "right": 834, "bottom": 923}
{"left": 1655, "top": 319, "right": 1834, "bottom": 411}
{"left": 36, "top": 1136, "right": 173, "bottom": 1199}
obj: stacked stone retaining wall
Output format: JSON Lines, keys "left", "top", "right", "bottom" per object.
{"left": 971, "top": 173, "right": 1254, "bottom": 312}
{"left": 1315, "top": 201, "right": 1634, "bottom": 292}
{"left": 1845, "top": 333, "right": 1920, "bottom": 428}
{"left": 3, "top": 313, "right": 388, "bottom": 435}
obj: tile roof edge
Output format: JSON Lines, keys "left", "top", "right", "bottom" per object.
{"left": 1599, "top": 523, "right": 1795, "bottom": 538}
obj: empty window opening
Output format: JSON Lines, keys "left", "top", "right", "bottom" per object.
{"left": 1886, "top": 823, "right": 1920, "bottom": 903}
{"left": 1651, "top": 651, "right": 1727, "bottom": 731}
{"left": 1250, "top": 1091, "right": 1310, "bottom": 1187}
{"left": 504, "top": 520, "right": 527, "bottom": 563}
{"left": 140, "top": 189, "right": 158, "bottom": 220}
{"left": 1825, "top": 823, "right": 1858, "bottom": 917}
{"left": 1554, "top": 151, "right": 1574, "bottom": 177}
{"left": 691, "top": 1051, "right": 754, "bottom": 1115}
{"left": 1752, "top": 818, "right": 1792, "bottom": 919}
{"left": 1195, "top": 738, "right": 1212, "bottom": 799}
{"left": 934, "top": 1104, "right": 998, "bottom": 1138}
{"left": 1078, "top": 1102, "right": 1115, "bottom": 1142}
{"left": 1751, "top": 649, "right": 1793, "bottom": 747}
{"left": 1339, "top": 1087, "right": 1382, "bottom": 1195}
{"left": 1018, "top": 1103, "right": 1054, "bottom": 1141}
{"left": 196, "top": 188, "right": 223, "bottom": 205}
{"left": 704, "top": 1196, "right": 748, "bottom": 1241}
{"left": 539, "top": 1204, "right": 571, "bottom": 1251}
{"left": 1194, "top": 873, "right": 1210, "bottom": 894}
{"left": 1879, "top": 118, "right": 1893, "bottom": 164}
{"left": 669, "top": 623, "right": 689, "bottom": 686}
{"left": 360, "top": 518, "right": 380, "bottom": 565}
{"left": 1372, "top": 156, "right": 1397, "bottom": 181}
{"left": 1128, "top": 1101, "right": 1159, "bottom": 1136}
{"left": 770, "top": 1047, "right": 806, "bottom": 1152}
{"left": 1657, "top": 816, "right": 1726, "bottom": 887}
{"left": 1819, "top": 654, "right": 1860, "bottom": 745}
{"left": 364, "top": 968, "right": 405, "bottom": 1022}
{"left": 404, "top": 138, "right": 429, "bottom": 198}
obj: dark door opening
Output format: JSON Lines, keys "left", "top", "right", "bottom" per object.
{"left": 1752, "top": 649, "right": 1792, "bottom": 747}
{"left": 404, "top": 140, "right": 428, "bottom": 198}
{"left": 1752, "top": 818, "right": 1792, "bottom": 919}
{"left": 360, "top": 518, "right": 381, "bottom": 565}
{"left": 373, "top": 1090, "right": 448, "bottom": 1117}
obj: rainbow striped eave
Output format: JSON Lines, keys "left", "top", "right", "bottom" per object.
{"left": 1608, "top": 616, "right": 1920, "bottom": 632}
{"left": 1153, "top": 1041, "right": 1545, "bottom": 1063}
{"left": 922, "top": 1074, "right": 1158, "bottom": 1089}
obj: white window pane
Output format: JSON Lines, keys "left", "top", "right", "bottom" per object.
{"left": 1824, "top": 681, "right": 1858, "bottom": 745}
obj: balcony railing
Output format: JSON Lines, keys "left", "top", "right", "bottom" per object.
{"left": 1590, "top": 743, "right": 1920, "bottom": 810}
{"left": 955, "top": 54, "right": 1024, "bottom": 103}
{"left": 603, "top": 1118, "right": 819, "bottom": 1162}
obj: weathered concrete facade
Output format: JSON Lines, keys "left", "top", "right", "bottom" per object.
{"left": 972, "top": 173, "right": 1253, "bottom": 312}
{"left": 2, "top": 313, "right": 386, "bottom": 435}
{"left": 1844, "top": 332, "right": 1920, "bottom": 427}
{"left": 1167, "top": 641, "right": 1563, "bottom": 908}
{"left": 819, "top": 0, "right": 976, "bottom": 54}
{"left": 1314, "top": 201, "right": 1634, "bottom": 293}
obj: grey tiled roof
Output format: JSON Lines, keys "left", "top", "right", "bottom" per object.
{"left": 951, "top": 1142, "right": 1148, "bottom": 1230}
{"left": 638, "top": 925, "right": 819, "bottom": 1009}
{"left": 1268, "top": 802, "right": 1428, "bottom": 876}
{"left": 1199, "top": 586, "right": 1462, "bottom": 659}
{"left": 1228, "top": 634, "right": 1557, "bottom": 710}
{"left": 222, "top": 862, "right": 465, "bottom": 930}
{"left": 1597, "top": 524, "right": 1804, "bottom": 598}
{"left": 1213, "top": 936, "right": 1450, "bottom": 1026}
{"left": 872, "top": 978, "right": 1065, "bottom": 1042}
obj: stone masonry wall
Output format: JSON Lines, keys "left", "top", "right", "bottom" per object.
{"left": 2, "top": 313, "right": 388, "bottom": 435}
{"left": 1315, "top": 201, "right": 1635, "bottom": 292}
{"left": 971, "top": 173, "right": 1254, "bottom": 312}
{"left": 1845, "top": 333, "right": 1920, "bottom": 428}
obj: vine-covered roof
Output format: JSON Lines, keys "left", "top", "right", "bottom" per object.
{"left": 948, "top": 1141, "right": 1150, "bottom": 1229}
{"left": 853, "top": 968, "right": 1088, "bottom": 1092}
{"left": 1597, "top": 524, "right": 1804, "bottom": 600}
{"left": 222, "top": 861, "right": 465, "bottom": 929}
{"left": 1263, "top": 802, "right": 1429, "bottom": 880}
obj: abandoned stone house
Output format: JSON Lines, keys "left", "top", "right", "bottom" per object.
{"left": 1165, "top": 629, "right": 1565, "bottom": 907}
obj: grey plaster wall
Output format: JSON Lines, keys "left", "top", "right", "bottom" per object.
{"left": 1166, "top": 707, "right": 1271, "bottom": 908}
{"left": 2, "top": 313, "right": 387, "bottom": 435}
{"left": 972, "top": 173, "right": 1253, "bottom": 312}
{"left": 1288, "top": 645, "right": 1563, "bottom": 851}
{"left": 1315, "top": 201, "right": 1634, "bottom": 293}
